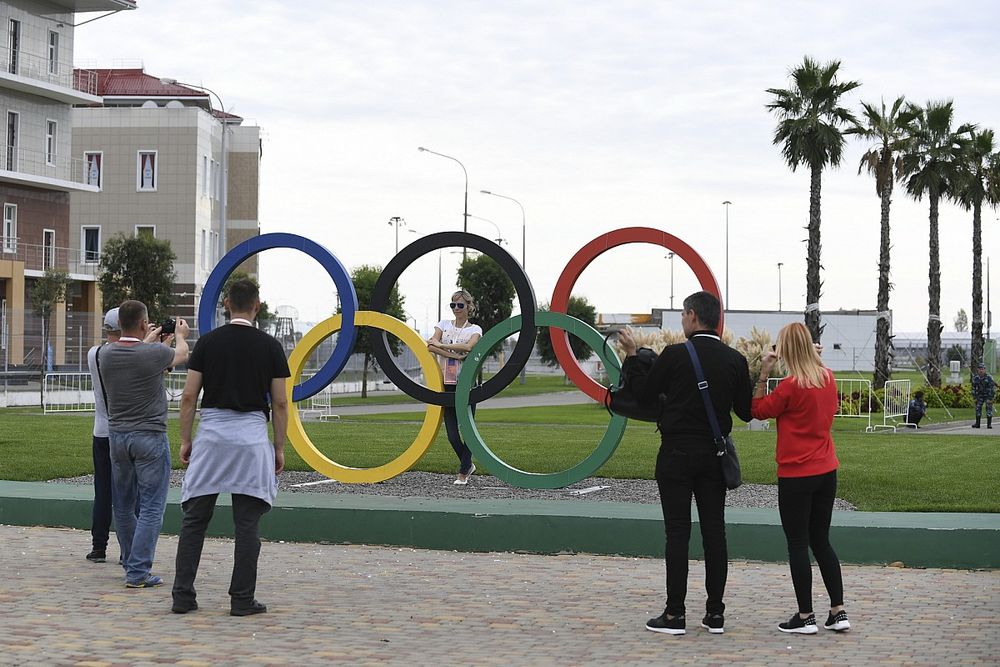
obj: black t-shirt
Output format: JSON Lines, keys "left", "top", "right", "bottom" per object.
{"left": 188, "top": 324, "right": 291, "bottom": 419}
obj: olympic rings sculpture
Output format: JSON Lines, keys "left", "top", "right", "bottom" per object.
{"left": 198, "top": 228, "right": 722, "bottom": 489}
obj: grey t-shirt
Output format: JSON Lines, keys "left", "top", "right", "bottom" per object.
{"left": 101, "top": 342, "right": 175, "bottom": 432}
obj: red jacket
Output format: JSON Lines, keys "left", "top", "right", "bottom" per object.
{"left": 751, "top": 369, "right": 839, "bottom": 478}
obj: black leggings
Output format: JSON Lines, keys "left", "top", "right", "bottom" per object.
{"left": 777, "top": 470, "right": 844, "bottom": 613}
{"left": 443, "top": 384, "right": 476, "bottom": 475}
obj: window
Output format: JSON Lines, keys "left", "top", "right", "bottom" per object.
{"left": 136, "top": 150, "right": 157, "bottom": 191}
{"left": 135, "top": 225, "right": 155, "bottom": 239}
{"left": 82, "top": 227, "right": 100, "bottom": 263}
{"left": 84, "top": 151, "right": 102, "bottom": 187}
{"left": 202, "top": 155, "right": 209, "bottom": 195}
{"left": 45, "top": 120, "right": 57, "bottom": 166}
{"left": 211, "top": 159, "right": 219, "bottom": 199}
{"left": 201, "top": 229, "right": 208, "bottom": 267}
{"left": 6, "top": 111, "right": 18, "bottom": 171}
{"left": 3, "top": 204, "right": 16, "bottom": 253}
{"left": 47, "top": 30, "right": 59, "bottom": 75}
{"left": 210, "top": 231, "right": 218, "bottom": 262}
{"left": 7, "top": 20, "right": 20, "bottom": 75}
{"left": 42, "top": 229, "right": 55, "bottom": 269}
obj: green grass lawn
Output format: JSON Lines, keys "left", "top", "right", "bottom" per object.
{"left": 2, "top": 402, "right": 996, "bottom": 512}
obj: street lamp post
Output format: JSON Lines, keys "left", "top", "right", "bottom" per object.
{"left": 409, "top": 228, "right": 442, "bottom": 323}
{"left": 481, "top": 190, "right": 525, "bottom": 269}
{"left": 722, "top": 200, "right": 732, "bottom": 307}
{"left": 667, "top": 252, "right": 675, "bottom": 310}
{"left": 468, "top": 214, "right": 505, "bottom": 245}
{"left": 161, "top": 78, "right": 229, "bottom": 264}
{"left": 418, "top": 146, "right": 468, "bottom": 260}
{"left": 777, "top": 262, "right": 784, "bottom": 311}
{"left": 388, "top": 216, "right": 405, "bottom": 253}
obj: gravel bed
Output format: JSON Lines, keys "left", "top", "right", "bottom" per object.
{"left": 49, "top": 470, "right": 856, "bottom": 510}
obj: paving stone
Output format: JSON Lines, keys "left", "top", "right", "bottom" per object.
{"left": 0, "top": 524, "right": 996, "bottom": 665}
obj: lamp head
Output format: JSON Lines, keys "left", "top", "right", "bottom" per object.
{"left": 417, "top": 147, "right": 426, "bottom": 152}
{"left": 480, "top": 189, "right": 492, "bottom": 194}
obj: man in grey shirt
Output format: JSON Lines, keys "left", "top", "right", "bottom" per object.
{"left": 99, "top": 300, "right": 189, "bottom": 588}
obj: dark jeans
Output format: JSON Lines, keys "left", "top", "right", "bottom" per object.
{"left": 172, "top": 494, "right": 271, "bottom": 609}
{"left": 777, "top": 470, "right": 844, "bottom": 613}
{"left": 655, "top": 442, "right": 728, "bottom": 617}
{"left": 443, "top": 384, "right": 476, "bottom": 475}
{"left": 906, "top": 409, "right": 923, "bottom": 426}
{"left": 91, "top": 436, "right": 113, "bottom": 551}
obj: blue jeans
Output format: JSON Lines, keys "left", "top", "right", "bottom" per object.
{"left": 109, "top": 429, "right": 171, "bottom": 584}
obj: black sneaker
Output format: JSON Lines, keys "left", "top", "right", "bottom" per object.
{"left": 85, "top": 549, "right": 106, "bottom": 563}
{"left": 701, "top": 613, "right": 725, "bottom": 634}
{"left": 778, "top": 612, "right": 818, "bottom": 634}
{"left": 824, "top": 610, "right": 851, "bottom": 632}
{"left": 171, "top": 600, "right": 199, "bottom": 614}
{"left": 646, "top": 613, "right": 685, "bottom": 635}
{"left": 231, "top": 600, "right": 267, "bottom": 617}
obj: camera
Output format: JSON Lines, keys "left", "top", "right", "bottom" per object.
{"left": 160, "top": 318, "right": 176, "bottom": 335}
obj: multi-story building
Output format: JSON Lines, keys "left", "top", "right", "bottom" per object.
{"left": 70, "top": 67, "right": 261, "bottom": 334}
{"left": 1, "top": 0, "right": 135, "bottom": 371}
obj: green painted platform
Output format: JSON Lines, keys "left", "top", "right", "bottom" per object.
{"left": 1, "top": 481, "right": 997, "bottom": 569}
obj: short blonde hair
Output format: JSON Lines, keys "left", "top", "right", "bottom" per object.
{"left": 776, "top": 322, "right": 828, "bottom": 389}
{"left": 451, "top": 290, "right": 475, "bottom": 315}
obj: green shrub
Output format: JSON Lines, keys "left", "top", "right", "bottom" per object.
{"left": 915, "top": 383, "right": 975, "bottom": 409}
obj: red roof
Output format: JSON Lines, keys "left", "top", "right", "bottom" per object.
{"left": 84, "top": 69, "right": 208, "bottom": 98}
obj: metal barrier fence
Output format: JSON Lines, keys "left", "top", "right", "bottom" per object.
{"left": 767, "top": 377, "right": 873, "bottom": 432}
{"left": 43, "top": 371, "right": 187, "bottom": 414}
{"left": 875, "top": 379, "right": 913, "bottom": 431}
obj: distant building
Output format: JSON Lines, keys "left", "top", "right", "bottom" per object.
{"left": 70, "top": 67, "right": 260, "bottom": 331}
{"left": 1, "top": 0, "right": 135, "bottom": 370}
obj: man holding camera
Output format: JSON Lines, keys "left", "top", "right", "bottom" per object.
{"left": 172, "top": 278, "right": 289, "bottom": 616}
{"left": 98, "top": 300, "right": 189, "bottom": 588}
{"left": 619, "top": 291, "right": 752, "bottom": 636}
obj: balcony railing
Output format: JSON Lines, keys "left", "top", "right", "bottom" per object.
{"left": 0, "top": 238, "right": 100, "bottom": 278}
{"left": 2, "top": 143, "right": 94, "bottom": 188}
{"left": 0, "top": 44, "right": 98, "bottom": 96}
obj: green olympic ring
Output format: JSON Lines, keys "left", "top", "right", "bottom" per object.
{"left": 454, "top": 311, "right": 628, "bottom": 489}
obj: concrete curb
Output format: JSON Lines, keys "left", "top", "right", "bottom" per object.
{"left": 1, "top": 481, "right": 997, "bottom": 569}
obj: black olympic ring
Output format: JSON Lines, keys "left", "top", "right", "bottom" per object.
{"left": 369, "top": 231, "right": 537, "bottom": 407}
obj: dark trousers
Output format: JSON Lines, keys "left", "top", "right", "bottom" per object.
{"left": 655, "top": 442, "right": 728, "bottom": 617}
{"left": 443, "top": 384, "right": 476, "bottom": 475}
{"left": 777, "top": 470, "right": 844, "bottom": 613}
{"left": 172, "top": 493, "right": 271, "bottom": 609}
{"left": 91, "top": 436, "right": 113, "bottom": 551}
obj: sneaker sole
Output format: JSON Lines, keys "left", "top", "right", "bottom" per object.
{"left": 645, "top": 625, "right": 685, "bottom": 635}
{"left": 86, "top": 557, "right": 106, "bottom": 563}
{"left": 778, "top": 625, "right": 818, "bottom": 634}
{"left": 824, "top": 622, "right": 851, "bottom": 632}
{"left": 701, "top": 623, "right": 724, "bottom": 634}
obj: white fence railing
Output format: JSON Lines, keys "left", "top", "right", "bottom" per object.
{"left": 767, "top": 377, "right": 873, "bottom": 432}
{"left": 875, "top": 379, "right": 913, "bottom": 432}
{"left": 43, "top": 371, "right": 187, "bottom": 414}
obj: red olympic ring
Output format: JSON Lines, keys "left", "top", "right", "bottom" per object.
{"left": 550, "top": 227, "right": 724, "bottom": 403}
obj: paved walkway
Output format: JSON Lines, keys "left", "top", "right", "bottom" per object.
{"left": 1, "top": 525, "right": 996, "bottom": 666}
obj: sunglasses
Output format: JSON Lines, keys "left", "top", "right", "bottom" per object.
{"left": 449, "top": 302, "right": 466, "bottom": 309}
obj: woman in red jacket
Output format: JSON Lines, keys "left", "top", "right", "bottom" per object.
{"left": 752, "top": 322, "right": 850, "bottom": 635}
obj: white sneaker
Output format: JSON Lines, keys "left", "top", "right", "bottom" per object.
{"left": 452, "top": 463, "right": 475, "bottom": 485}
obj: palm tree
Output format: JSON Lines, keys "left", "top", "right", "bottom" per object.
{"left": 953, "top": 129, "right": 999, "bottom": 375}
{"left": 766, "top": 57, "right": 861, "bottom": 342}
{"left": 845, "top": 97, "right": 918, "bottom": 389}
{"left": 902, "top": 101, "right": 974, "bottom": 386}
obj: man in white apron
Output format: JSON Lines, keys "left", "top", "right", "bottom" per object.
{"left": 172, "top": 278, "right": 290, "bottom": 616}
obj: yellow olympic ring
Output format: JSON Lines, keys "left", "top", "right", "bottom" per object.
{"left": 286, "top": 311, "right": 444, "bottom": 483}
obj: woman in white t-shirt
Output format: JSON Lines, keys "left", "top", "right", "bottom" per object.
{"left": 428, "top": 290, "right": 483, "bottom": 485}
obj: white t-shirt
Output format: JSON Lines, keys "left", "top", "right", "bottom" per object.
{"left": 87, "top": 345, "right": 109, "bottom": 438}
{"left": 435, "top": 319, "right": 483, "bottom": 384}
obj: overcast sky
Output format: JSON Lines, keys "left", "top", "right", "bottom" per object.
{"left": 75, "top": 1, "right": 999, "bottom": 337}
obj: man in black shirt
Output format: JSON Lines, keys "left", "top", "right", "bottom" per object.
{"left": 172, "top": 278, "right": 290, "bottom": 617}
{"left": 619, "top": 291, "right": 752, "bottom": 636}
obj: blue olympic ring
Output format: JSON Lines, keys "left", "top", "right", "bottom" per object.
{"left": 198, "top": 232, "right": 359, "bottom": 402}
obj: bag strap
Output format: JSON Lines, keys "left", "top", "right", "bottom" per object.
{"left": 683, "top": 340, "right": 725, "bottom": 455}
{"left": 94, "top": 345, "right": 112, "bottom": 421}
